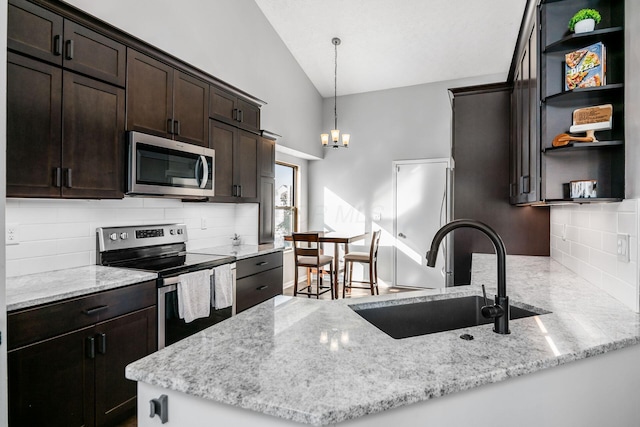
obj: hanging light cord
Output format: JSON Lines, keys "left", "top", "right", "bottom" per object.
{"left": 333, "top": 40, "right": 338, "bottom": 131}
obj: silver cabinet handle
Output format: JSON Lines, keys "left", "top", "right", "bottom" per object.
{"left": 398, "top": 232, "right": 406, "bottom": 238}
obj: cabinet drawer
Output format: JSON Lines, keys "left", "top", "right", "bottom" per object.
{"left": 8, "top": 280, "right": 156, "bottom": 350}
{"left": 236, "top": 267, "right": 282, "bottom": 313}
{"left": 236, "top": 252, "right": 283, "bottom": 279}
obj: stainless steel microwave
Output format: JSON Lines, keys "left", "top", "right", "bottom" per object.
{"left": 127, "top": 132, "right": 215, "bottom": 198}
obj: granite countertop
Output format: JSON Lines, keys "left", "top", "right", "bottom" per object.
{"left": 6, "top": 266, "right": 158, "bottom": 311}
{"left": 191, "top": 243, "right": 284, "bottom": 260}
{"left": 125, "top": 254, "right": 640, "bottom": 425}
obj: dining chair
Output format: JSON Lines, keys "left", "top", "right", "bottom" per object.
{"left": 342, "top": 230, "right": 381, "bottom": 298}
{"left": 292, "top": 232, "right": 335, "bottom": 299}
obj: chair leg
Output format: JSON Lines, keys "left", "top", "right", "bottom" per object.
{"left": 294, "top": 264, "right": 298, "bottom": 296}
{"left": 331, "top": 262, "right": 335, "bottom": 300}
{"left": 368, "top": 262, "right": 375, "bottom": 295}
{"left": 374, "top": 259, "right": 379, "bottom": 295}
{"left": 342, "top": 260, "right": 347, "bottom": 299}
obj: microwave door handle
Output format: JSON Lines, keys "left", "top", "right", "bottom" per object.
{"left": 199, "top": 155, "right": 209, "bottom": 189}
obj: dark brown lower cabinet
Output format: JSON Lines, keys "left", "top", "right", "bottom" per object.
{"left": 8, "top": 283, "right": 157, "bottom": 427}
{"left": 236, "top": 252, "right": 283, "bottom": 313}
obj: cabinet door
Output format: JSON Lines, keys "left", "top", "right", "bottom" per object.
{"left": 209, "top": 85, "right": 238, "bottom": 125}
{"left": 8, "top": 326, "right": 95, "bottom": 427}
{"left": 209, "top": 120, "right": 236, "bottom": 200}
{"left": 174, "top": 71, "right": 209, "bottom": 146}
{"left": 7, "top": 53, "right": 62, "bottom": 198}
{"left": 259, "top": 137, "right": 275, "bottom": 178}
{"left": 63, "top": 20, "right": 126, "bottom": 87}
{"left": 259, "top": 177, "right": 275, "bottom": 244}
{"left": 94, "top": 307, "right": 156, "bottom": 427}
{"left": 237, "top": 99, "right": 261, "bottom": 133}
{"left": 8, "top": 0, "right": 63, "bottom": 65}
{"left": 62, "top": 71, "right": 125, "bottom": 199}
{"left": 126, "top": 49, "right": 174, "bottom": 138}
{"left": 236, "top": 130, "right": 259, "bottom": 201}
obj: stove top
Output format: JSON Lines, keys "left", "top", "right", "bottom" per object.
{"left": 96, "top": 224, "right": 235, "bottom": 282}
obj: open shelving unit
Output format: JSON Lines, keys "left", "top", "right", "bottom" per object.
{"left": 539, "top": 0, "right": 625, "bottom": 203}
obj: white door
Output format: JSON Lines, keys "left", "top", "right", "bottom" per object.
{"left": 394, "top": 159, "right": 451, "bottom": 288}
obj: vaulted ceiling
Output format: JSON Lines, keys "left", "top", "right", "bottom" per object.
{"left": 254, "top": 0, "right": 528, "bottom": 97}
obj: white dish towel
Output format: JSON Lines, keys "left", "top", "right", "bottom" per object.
{"left": 212, "top": 264, "right": 233, "bottom": 309}
{"left": 177, "top": 269, "right": 212, "bottom": 323}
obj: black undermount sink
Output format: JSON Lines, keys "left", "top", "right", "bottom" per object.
{"left": 351, "top": 296, "right": 549, "bottom": 339}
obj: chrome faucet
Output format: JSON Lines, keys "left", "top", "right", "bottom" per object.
{"left": 426, "top": 219, "right": 510, "bottom": 334}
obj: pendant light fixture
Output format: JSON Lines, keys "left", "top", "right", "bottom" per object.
{"left": 321, "top": 37, "right": 350, "bottom": 149}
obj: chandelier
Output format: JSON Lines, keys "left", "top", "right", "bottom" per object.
{"left": 321, "top": 37, "right": 350, "bottom": 149}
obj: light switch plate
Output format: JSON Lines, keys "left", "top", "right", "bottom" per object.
{"left": 617, "top": 233, "right": 630, "bottom": 262}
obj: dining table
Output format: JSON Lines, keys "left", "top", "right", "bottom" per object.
{"left": 284, "top": 231, "right": 368, "bottom": 298}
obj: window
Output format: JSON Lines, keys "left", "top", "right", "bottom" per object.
{"left": 275, "top": 162, "right": 298, "bottom": 247}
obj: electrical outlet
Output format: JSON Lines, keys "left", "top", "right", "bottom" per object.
{"left": 201, "top": 217, "right": 208, "bottom": 230}
{"left": 617, "top": 233, "right": 630, "bottom": 262}
{"left": 372, "top": 212, "right": 382, "bottom": 221}
{"left": 6, "top": 223, "right": 19, "bottom": 245}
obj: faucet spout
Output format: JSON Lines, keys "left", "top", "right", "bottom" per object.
{"left": 426, "top": 219, "right": 510, "bottom": 334}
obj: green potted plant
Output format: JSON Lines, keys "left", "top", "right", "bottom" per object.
{"left": 568, "top": 9, "right": 602, "bottom": 33}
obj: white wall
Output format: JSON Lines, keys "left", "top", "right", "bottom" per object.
{"left": 62, "top": 0, "right": 323, "bottom": 159}
{"left": 5, "top": 198, "right": 257, "bottom": 277}
{"left": 549, "top": 0, "right": 640, "bottom": 312}
{"left": 308, "top": 73, "right": 502, "bottom": 284}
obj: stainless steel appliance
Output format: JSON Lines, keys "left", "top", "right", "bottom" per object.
{"left": 127, "top": 131, "right": 215, "bottom": 199}
{"left": 97, "top": 224, "right": 235, "bottom": 349}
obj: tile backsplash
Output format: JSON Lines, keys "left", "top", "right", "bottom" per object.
{"left": 550, "top": 199, "right": 639, "bottom": 312}
{"left": 5, "top": 197, "right": 258, "bottom": 277}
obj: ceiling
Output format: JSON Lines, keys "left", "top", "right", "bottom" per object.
{"left": 254, "top": 0, "right": 528, "bottom": 98}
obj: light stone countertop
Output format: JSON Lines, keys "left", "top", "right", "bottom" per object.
{"left": 6, "top": 266, "right": 158, "bottom": 311}
{"left": 125, "top": 254, "right": 640, "bottom": 425}
{"left": 191, "top": 243, "right": 284, "bottom": 260}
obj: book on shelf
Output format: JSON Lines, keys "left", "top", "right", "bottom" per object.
{"left": 565, "top": 42, "right": 606, "bottom": 91}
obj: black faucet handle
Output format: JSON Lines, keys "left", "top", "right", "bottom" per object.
{"left": 481, "top": 284, "right": 505, "bottom": 319}
{"left": 481, "top": 284, "right": 489, "bottom": 306}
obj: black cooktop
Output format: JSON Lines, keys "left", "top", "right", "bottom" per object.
{"left": 107, "top": 252, "right": 235, "bottom": 278}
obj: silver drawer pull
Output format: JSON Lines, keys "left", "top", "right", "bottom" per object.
{"left": 257, "top": 285, "right": 269, "bottom": 291}
{"left": 256, "top": 261, "right": 269, "bottom": 266}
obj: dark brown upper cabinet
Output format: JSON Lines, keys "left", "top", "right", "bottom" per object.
{"left": 8, "top": 0, "right": 126, "bottom": 87}
{"left": 210, "top": 86, "right": 261, "bottom": 134}
{"left": 7, "top": 53, "right": 125, "bottom": 199}
{"left": 209, "top": 120, "right": 259, "bottom": 202}
{"left": 127, "top": 49, "right": 209, "bottom": 147}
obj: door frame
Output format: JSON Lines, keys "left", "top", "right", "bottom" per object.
{"left": 392, "top": 158, "right": 454, "bottom": 287}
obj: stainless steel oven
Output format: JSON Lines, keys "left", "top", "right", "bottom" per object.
{"left": 127, "top": 131, "right": 215, "bottom": 199}
{"left": 97, "top": 224, "right": 235, "bottom": 350}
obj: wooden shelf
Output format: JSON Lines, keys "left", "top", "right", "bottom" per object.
{"left": 543, "top": 83, "right": 624, "bottom": 103}
{"left": 543, "top": 198, "right": 623, "bottom": 204}
{"left": 544, "top": 27, "right": 623, "bottom": 53}
{"left": 543, "top": 140, "right": 623, "bottom": 152}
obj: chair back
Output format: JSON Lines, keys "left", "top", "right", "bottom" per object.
{"left": 292, "top": 232, "right": 322, "bottom": 265}
{"left": 369, "top": 230, "right": 381, "bottom": 262}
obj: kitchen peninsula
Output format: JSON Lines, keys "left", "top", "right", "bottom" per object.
{"left": 126, "top": 254, "right": 640, "bottom": 426}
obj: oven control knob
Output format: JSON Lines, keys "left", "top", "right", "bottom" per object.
{"left": 120, "top": 232, "right": 129, "bottom": 240}
{"left": 170, "top": 229, "right": 176, "bottom": 235}
{"left": 177, "top": 229, "right": 183, "bottom": 235}
{"left": 109, "top": 233, "right": 118, "bottom": 241}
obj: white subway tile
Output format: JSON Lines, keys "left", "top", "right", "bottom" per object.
{"left": 617, "top": 260, "right": 637, "bottom": 287}
{"left": 577, "top": 260, "right": 602, "bottom": 287}
{"left": 618, "top": 213, "right": 637, "bottom": 236}
{"left": 630, "top": 236, "right": 638, "bottom": 263}
{"left": 550, "top": 206, "right": 570, "bottom": 224}
{"left": 580, "top": 229, "right": 602, "bottom": 250}
{"left": 618, "top": 199, "right": 638, "bottom": 213}
{"left": 602, "top": 232, "right": 617, "bottom": 255}
{"left": 550, "top": 223, "right": 563, "bottom": 238}
{"left": 589, "top": 249, "right": 617, "bottom": 276}
{"left": 600, "top": 273, "right": 637, "bottom": 311}
{"left": 589, "top": 211, "right": 616, "bottom": 233}
{"left": 570, "top": 242, "right": 590, "bottom": 262}
{"left": 566, "top": 226, "right": 580, "bottom": 242}
{"left": 570, "top": 210, "right": 590, "bottom": 228}
{"left": 561, "top": 254, "right": 580, "bottom": 274}
{"left": 143, "top": 198, "right": 183, "bottom": 208}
